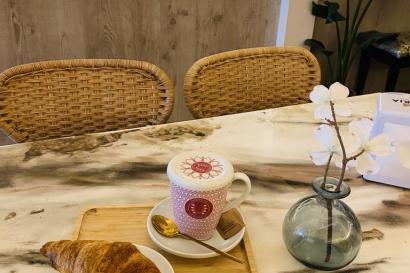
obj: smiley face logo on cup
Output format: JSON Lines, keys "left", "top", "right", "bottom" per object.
{"left": 185, "top": 198, "right": 213, "bottom": 219}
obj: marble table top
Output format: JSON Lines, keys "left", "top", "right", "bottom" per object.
{"left": 1, "top": 93, "right": 409, "bottom": 273}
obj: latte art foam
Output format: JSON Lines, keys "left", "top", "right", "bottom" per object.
{"left": 180, "top": 156, "right": 223, "bottom": 180}
{"left": 168, "top": 151, "right": 235, "bottom": 191}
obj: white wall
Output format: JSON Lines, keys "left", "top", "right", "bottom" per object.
{"left": 277, "top": 0, "right": 316, "bottom": 47}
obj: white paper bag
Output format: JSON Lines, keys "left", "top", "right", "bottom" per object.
{"left": 364, "top": 93, "right": 410, "bottom": 188}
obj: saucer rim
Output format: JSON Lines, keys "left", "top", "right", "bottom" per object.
{"left": 134, "top": 244, "right": 174, "bottom": 273}
{"left": 146, "top": 197, "right": 246, "bottom": 259}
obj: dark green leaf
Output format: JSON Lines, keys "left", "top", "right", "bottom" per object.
{"left": 312, "top": 1, "right": 345, "bottom": 24}
{"left": 324, "top": 1, "right": 340, "bottom": 10}
{"left": 326, "top": 12, "right": 345, "bottom": 24}
{"left": 312, "top": 1, "right": 328, "bottom": 18}
{"left": 304, "top": 39, "right": 334, "bottom": 56}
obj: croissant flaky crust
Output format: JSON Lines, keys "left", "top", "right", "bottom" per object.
{"left": 40, "top": 240, "right": 160, "bottom": 273}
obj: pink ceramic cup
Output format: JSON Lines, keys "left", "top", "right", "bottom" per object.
{"left": 167, "top": 151, "right": 251, "bottom": 240}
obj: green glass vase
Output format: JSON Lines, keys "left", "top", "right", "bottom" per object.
{"left": 282, "top": 177, "right": 362, "bottom": 271}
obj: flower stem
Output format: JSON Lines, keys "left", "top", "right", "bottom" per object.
{"left": 321, "top": 153, "right": 333, "bottom": 189}
{"left": 335, "top": 21, "right": 342, "bottom": 82}
{"left": 325, "top": 199, "right": 333, "bottom": 262}
{"left": 346, "top": 149, "right": 365, "bottom": 162}
{"left": 326, "top": 54, "right": 334, "bottom": 86}
{"left": 342, "top": 0, "right": 350, "bottom": 57}
{"left": 323, "top": 102, "right": 361, "bottom": 264}
{"left": 329, "top": 102, "right": 347, "bottom": 192}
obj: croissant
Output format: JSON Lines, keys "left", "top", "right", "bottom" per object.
{"left": 40, "top": 240, "right": 160, "bottom": 273}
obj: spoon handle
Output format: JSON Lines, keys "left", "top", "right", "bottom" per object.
{"left": 179, "top": 233, "right": 244, "bottom": 264}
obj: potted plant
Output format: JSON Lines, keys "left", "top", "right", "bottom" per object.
{"left": 305, "top": 0, "right": 392, "bottom": 89}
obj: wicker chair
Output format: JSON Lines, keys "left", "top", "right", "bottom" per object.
{"left": 0, "top": 59, "right": 174, "bottom": 142}
{"left": 184, "top": 47, "right": 321, "bottom": 118}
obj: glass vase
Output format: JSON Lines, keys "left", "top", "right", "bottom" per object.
{"left": 282, "top": 177, "right": 362, "bottom": 271}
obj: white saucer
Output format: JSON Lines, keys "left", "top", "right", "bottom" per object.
{"left": 146, "top": 197, "right": 245, "bottom": 259}
{"left": 135, "top": 244, "right": 174, "bottom": 273}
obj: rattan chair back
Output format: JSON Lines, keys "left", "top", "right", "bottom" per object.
{"left": 0, "top": 59, "right": 174, "bottom": 142}
{"left": 184, "top": 47, "right": 320, "bottom": 118}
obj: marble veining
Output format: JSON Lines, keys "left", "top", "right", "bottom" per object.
{"left": 0, "top": 94, "right": 409, "bottom": 273}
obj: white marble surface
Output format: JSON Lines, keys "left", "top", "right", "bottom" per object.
{"left": 1, "top": 94, "right": 409, "bottom": 273}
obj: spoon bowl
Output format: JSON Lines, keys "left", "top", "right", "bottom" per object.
{"left": 152, "top": 215, "right": 180, "bottom": 237}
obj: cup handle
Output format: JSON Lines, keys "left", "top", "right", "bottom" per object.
{"left": 222, "top": 172, "right": 251, "bottom": 213}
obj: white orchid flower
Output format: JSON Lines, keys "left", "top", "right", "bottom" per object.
{"left": 348, "top": 118, "right": 394, "bottom": 175}
{"left": 309, "top": 124, "right": 344, "bottom": 167}
{"left": 397, "top": 141, "right": 410, "bottom": 169}
{"left": 309, "top": 82, "right": 352, "bottom": 120}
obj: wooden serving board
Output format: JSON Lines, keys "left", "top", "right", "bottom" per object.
{"left": 72, "top": 204, "right": 258, "bottom": 273}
